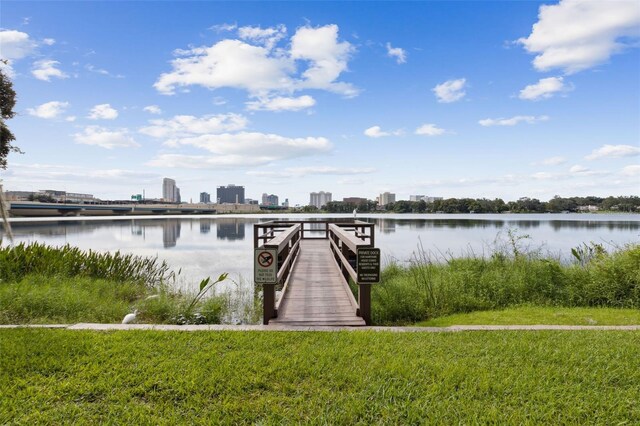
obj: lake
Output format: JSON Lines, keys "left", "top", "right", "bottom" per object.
{"left": 3, "top": 213, "right": 639, "bottom": 294}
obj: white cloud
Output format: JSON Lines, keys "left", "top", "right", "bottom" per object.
{"left": 479, "top": 115, "right": 549, "bottom": 127}
{"left": 88, "top": 104, "right": 118, "bottom": 120}
{"left": 519, "top": 76, "right": 570, "bottom": 100}
{"left": 364, "top": 125, "right": 403, "bottom": 138}
{"left": 0, "top": 30, "right": 36, "bottom": 60}
{"left": 65, "top": 116, "right": 76, "bottom": 122}
{"left": 209, "top": 23, "right": 237, "bottom": 33}
{"left": 364, "top": 126, "right": 388, "bottom": 138}
{"left": 247, "top": 166, "right": 376, "bottom": 178}
{"left": 585, "top": 144, "right": 640, "bottom": 160}
{"left": 73, "top": 126, "right": 139, "bottom": 149}
{"left": 42, "top": 38, "right": 56, "bottom": 46}
{"left": 154, "top": 24, "right": 357, "bottom": 99}
{"left": 531, "top": 172, "right": 554, "bottom": 180}
{"left": 433, "top": 78, "right": 467, "bottom": 103}
{"left": 155, "top": 39, "right": 294, "bottom": 96}
{"left": 143, "top": 105, "right": 162, "bottom": 115}
{"left": 621, "top": 165, "right": 640, "bottom": 176}
{"left": 26, "top": 101, "right": 69, "bottom": 119}
{"left": 139, "top": 113, "right": 247, "bottom": 138}
{"left": 386, "top": 42, "right": 407, "bottom": 64}
{"left": 85, "top": 64, "right": 124, "bottom": 78}
{"left": 246, "top": 95, "right": 316, "bottom": 112}
{"left": 31, "top": 59, "right": 68, "bottom": 81}
{"left": 148, "top": 131, "right": 332, "bottom": 169}
{"left": 238, "top": 24, "right": 287, "bottom": 50}
{"left": 290, "top": 24, "right": 357, "bottom": 96}
{"left": 569, "top": 164, "right": 590, "bottom": 173}
{"left": 518, "top": 0, "right": 640, "bottom": 73}
{"left": 415, "top": 123, "right": 446, "bottom": 136}
{"left": 541, "top": 156, "right": 566, "bottom": 166}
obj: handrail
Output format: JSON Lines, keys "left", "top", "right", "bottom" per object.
{"left": 328, "top": 224, "right": 369, "bottom": 253}
{"left": 255, "top": 220, "right": 377, "bottom": 325}
{"left": 264, "top": 224, "right": 300, "bottom": 252}
{"left": 256, "top": 223, "right": 302, "bottom": 324}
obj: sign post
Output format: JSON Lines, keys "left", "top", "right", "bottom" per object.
{"left": 255, "top": 248, "right": 278, "bottom": 324}
{"left": 356, "top": 247, "right": 380, "bottom": 325}
{"left": 357, "top": 247, "right": 380, "bottom": 283}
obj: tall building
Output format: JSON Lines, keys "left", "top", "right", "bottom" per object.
{"left": 410, "top": 195, "right": 442, "bottom": 203}
{"left": 200, "top": 192, "right": 211, "bottom": 203}
{"left": 379, "top": 192, "right": 396, "bottom": 206}
{"left": 310, "top": 191, "right": 332, "bottom": 209}
{"left": 262, "top": 193, "right": 279, "bottom": 206}
{"left": 162, "top": 178, "right": 180, "bottom": 203}
{"left": 217, "top": 184, "right": 245, "bottom": 204}
{"left": 343, "top": 197, "right": 368, "bottom": 204}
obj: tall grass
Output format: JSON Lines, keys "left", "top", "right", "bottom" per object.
{"left": 0, "top": 243, "right": 233, "bottom": 325}
{"left": 0, "top": 242, "right": 174, "bottom": 287}
{"left": 372, "top": 243, "right": 640, "bottom": 325}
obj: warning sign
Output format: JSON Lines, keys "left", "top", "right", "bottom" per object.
{"left": 357, "top": 247, "right": 380, "bottom": 283}
{"left": 254, "top": 248, "right": 278, "bottom": 284}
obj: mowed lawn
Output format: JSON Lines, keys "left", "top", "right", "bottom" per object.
{"left": 1, "top": 330, "right": 639, "bottom": 424}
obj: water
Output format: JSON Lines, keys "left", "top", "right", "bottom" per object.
{"left": 3, "top": 213, "right": 639, "bottom": 294}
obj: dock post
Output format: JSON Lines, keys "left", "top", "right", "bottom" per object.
{"left": 358, "top": 283, "right": 371, "bottom": 325}
{"left": 263, "top": 283, "right": 276, "bottom": 325}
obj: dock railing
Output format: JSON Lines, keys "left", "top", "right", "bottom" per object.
{"left": 254, "top": 220, "right": 376, "bottom": 325}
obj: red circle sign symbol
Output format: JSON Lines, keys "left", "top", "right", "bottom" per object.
{"left": 258, "top": 251, "right": 274, "bottom": 268}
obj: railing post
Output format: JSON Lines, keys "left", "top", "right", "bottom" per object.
{"left": 358, "top": 283, "right": 371, "bottom": 325}
{"left": 263, "top": 284, "right": 276, "bottom": 324}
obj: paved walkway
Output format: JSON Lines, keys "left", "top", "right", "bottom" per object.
{"left": 1, "top": 323, "right": 639, "bottom": 332}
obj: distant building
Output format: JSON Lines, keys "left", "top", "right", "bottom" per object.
{"left": 379, "top": 192, "right": 396, "bottom": 207}
{"left": 282, "top": 198, "right": 289, "bottom": 208}
{"left": 245, "top": 198, "right": 259, "bottom": 205}
{"left": 410, "top": 195, "right": 442, "bottom": 203}
{"left": 163, "top": 178, "right": 180, "bottom": 203}
{"left": 310, "top": 191, "right": 332, "bottom": 209}
{"left": 3, "top": 191, "right": 36, "bottom": 201}
{"left": 262, "top": 193, "right": 279, "bottom": 206}
{"left": 39, "top": 190, "right": 95, "bottom": 203}
{"left": 343, "top": 197, "right": 368, "bottom": 204}
{"left": 217, "top": 184, "right": 245, "bottom": 204}
{"left": 200, "top": 192, "right": 211, "bottom": 203}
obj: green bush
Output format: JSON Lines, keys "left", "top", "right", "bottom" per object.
{"left": 372, "top": 244, "right": 639, "bottom": 325}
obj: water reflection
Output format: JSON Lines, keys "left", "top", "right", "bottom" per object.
{"left": 162, "top": 220, "right": 181, "bottom": 248}
{"left": 216, "top": 219, "right": 246, "bottom": 241}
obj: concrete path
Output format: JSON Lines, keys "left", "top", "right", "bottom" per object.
{"left": 1, "top": 323, "right": 640, "bottom": 332}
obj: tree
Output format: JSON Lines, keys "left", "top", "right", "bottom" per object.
{"left": 0, "top": 64, "right": 21, "bottom": 169}
{"left": 0, "top": 64, "right": 20, "bottom": 240}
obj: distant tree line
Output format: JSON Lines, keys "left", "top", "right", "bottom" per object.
{"left": 302, "top": 196, "right": 640, "bottom": 214}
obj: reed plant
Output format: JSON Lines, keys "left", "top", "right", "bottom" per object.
{"left": 0, "top": 243, "right": 234, "bottom": 325}
{"left": 0, "top": 242, "right": 174, "bottom": 287}
{"left": 372, "top": 242, "right": 640, "bottom": 325}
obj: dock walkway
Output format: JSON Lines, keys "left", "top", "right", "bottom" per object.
{"left": 271, "top": 240, "right": 365, "bottom": 326}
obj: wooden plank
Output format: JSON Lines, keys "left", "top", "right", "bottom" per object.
{"left": 271, "top": 239, "right": 364, "bottom": 327}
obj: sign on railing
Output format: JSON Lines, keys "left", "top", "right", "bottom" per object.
{"left": 357, "top": 247, "right": 380, "bottom": 283}
{"left": 254, "top": 247, "right": 278, "bottom": 284}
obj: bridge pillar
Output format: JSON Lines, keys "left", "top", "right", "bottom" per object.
{"left": 358, "top": 284, "right": 372, "bottom": 325}
{"left": 263, "top": 283, "right": 276, "bottom": 325}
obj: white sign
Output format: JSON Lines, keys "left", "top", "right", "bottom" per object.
{"left": 254, "top": 248, "right": 278, "bottom": 284}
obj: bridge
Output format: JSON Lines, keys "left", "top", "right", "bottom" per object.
{"left": 8, "top": 201, "right": 218, "bottom": 217}
{"left": 254, "top": 220, "right": 379, "bottom": 326}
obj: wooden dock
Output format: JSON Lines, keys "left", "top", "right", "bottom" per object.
{"left": 254, "top": 221, "right": 378, "bottom": 326}
{"left": 271, "top": 239, "right": 365, "bottom": 326}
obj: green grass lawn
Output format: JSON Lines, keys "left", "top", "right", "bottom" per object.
{"left": 1, "top": 329, "right": 639, "bottom": 424}
{"left": 417, "top": 306, "right": 640, "bottom": 327}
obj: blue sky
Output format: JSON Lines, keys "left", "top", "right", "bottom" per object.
{"left": 1, "top": 0, "right": 639, "bottom": 205}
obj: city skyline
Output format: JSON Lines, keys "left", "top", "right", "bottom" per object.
{"left": 1, "top": 1, "right": 639, "bottom": 206}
